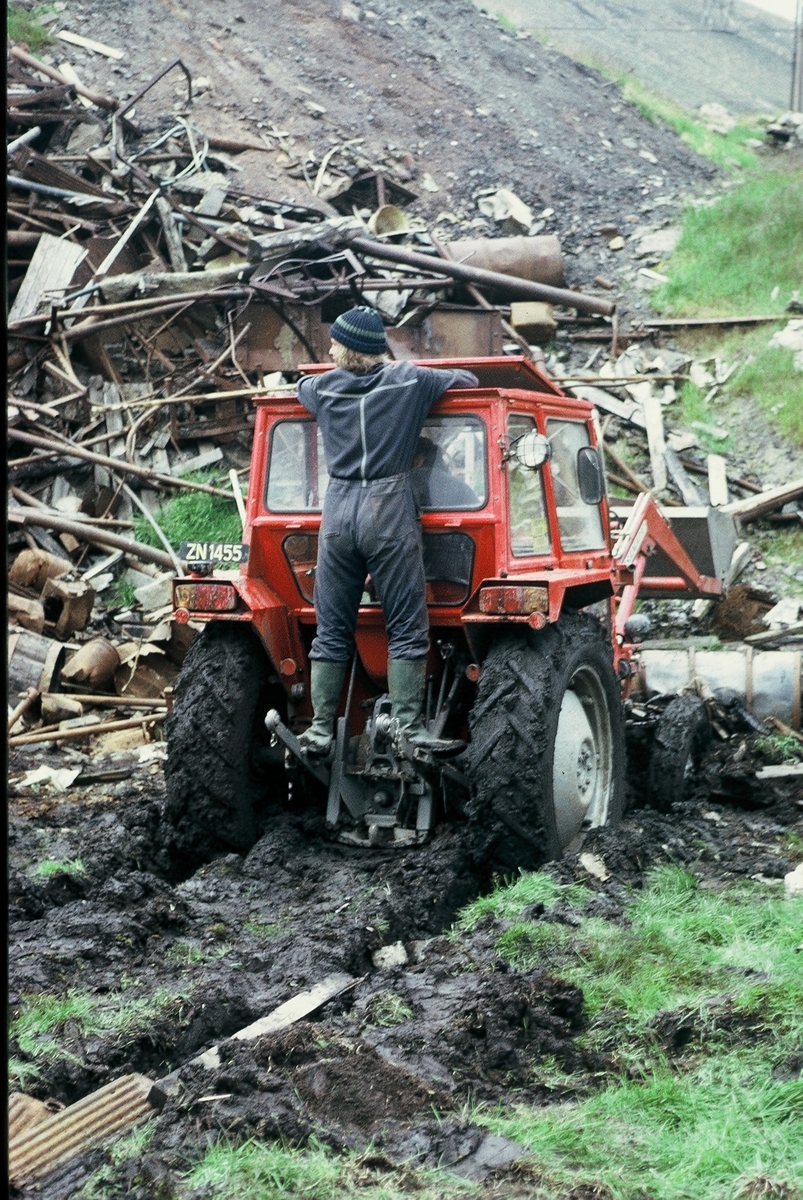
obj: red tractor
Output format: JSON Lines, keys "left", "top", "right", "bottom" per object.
{"left": 164, "top": 357, "right": 732, "bottom": 869}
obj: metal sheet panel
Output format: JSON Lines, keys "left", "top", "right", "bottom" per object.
{"left": 8, "top": 1073, "right": 159, "bottom": 1187}
{"left": 386, "top": 309, "right": 504, "bottom": 360}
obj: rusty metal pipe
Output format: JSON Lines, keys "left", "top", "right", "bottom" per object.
{"left": 10, "top": 47, "right": 117, "bottom": 110}
{"left": 349, "top": 235, "right": 615, "bottom": 316}
{"left": 8, "top": 507, "right": 176, "bottom": 570}
{"left": 8, "top": 429, "right": 232, "bottom": 499}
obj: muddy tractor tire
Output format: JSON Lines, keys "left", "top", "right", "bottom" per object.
{"left": 647, "top": 693, "right": 711, "bottom": 812}
{"left": 164, "top": 623, "right": 281, "bottom": 863}
{"left": 466, "top": 614, "right": 625, "bottom": 872}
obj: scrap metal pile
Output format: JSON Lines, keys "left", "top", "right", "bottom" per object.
{"left": 7, "top": 46, "right": 803, "bottom": 754}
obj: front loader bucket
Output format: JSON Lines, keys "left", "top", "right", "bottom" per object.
{"left": 612, "top": 504, "right": 737, "bottom": 597}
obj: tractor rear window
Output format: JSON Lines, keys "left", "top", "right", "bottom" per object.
{"left": 266, "top": 420, "right": 329, "bottom": 511}
{"left": 283, "top": 531, "right": 475, "bottom": 605}
{"left": 546, "top": 419, "right": 606, "bottom": 552}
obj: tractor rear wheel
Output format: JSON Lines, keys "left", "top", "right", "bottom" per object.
{"left": 466, "top": 614, "right": 625, "bottom": 872}
{"left": 163, "top": 623, "right": 283, "bottom": 865}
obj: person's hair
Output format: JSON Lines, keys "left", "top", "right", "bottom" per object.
{"left": 415, "top": 436, "right": 438, "bottom": 468}
{"left": 330, "top": 341, "right": 387, "bottom": 373}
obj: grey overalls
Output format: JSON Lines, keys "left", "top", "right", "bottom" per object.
{"left": 297, "top": 361, "right": 478, "bottom": 662}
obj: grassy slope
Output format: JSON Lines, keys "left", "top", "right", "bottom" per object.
{"left": 465, "top": 867, "right": 803, "bottom": 1200}
{"left": 651, "top": 169, "right": 803, "bottom": 450}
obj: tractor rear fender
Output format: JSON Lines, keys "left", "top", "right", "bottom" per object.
{"left": 172, "top": 574, "right": 305, "bottom": 693}
{"left": 233, "top": 576, "right": 306, "bottom": 689}
{"left": 462, "top": 569, "right": 615, "bottom": 630}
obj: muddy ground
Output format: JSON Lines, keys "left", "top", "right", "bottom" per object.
{"left": 8, "top": 731, "right": 802, "bottom": 1198}
{"left": 8, "top": 1, "right": 803, "bottom": 1195}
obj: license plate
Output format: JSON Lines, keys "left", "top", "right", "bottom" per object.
{"left": 179, "top": 541, "right": 249, "bottom": 565}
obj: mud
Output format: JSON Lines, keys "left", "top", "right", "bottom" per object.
{"left": 8, "top": 728, "right": 801, "bottom": 1197}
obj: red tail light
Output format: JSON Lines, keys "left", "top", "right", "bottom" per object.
{"left": 478, "top": 585, "right": 548, "bottom": 615}
{"left": 173, "top": 581, "right": 238, "bottom": 612}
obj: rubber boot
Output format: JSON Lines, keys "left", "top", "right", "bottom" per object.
{"left": 387, "top": 658, "right": 464, "bottom": 755}
{"left": 298, "top": 660, "right": 348, "bottom": 757}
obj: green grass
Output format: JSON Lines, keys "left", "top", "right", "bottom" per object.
{"left": 133, "top": 472, "right": 241, "bottom": 560}
{"left": 496, "top": 866, "right": 803, "bottom": 1029}
{"left": 80, "top": 1123, "right": 157, "bottom": 1198}
{"left": 467, "top": 866, "right": 803, "bottom": 1199}
{"left": 107, "top": 578, "right": 138, "bottom": 611}
{"left": 481, "top": 1050, "right": 803, "bottom": 1200}
{"left": 652, "top": 173, "right": 803, "bottom": 318}
{"left": 243, "top": 919, "right": 285, "bottom": 939}
{"left": 496, "top": 11, "right": 518, "bottom": 33}
{"left": 755, "top": 527, "right": 803, "bottom": 589}
{"left": 165, "top": 940, "right": 228, "bottom": 967}
{"left": 678, "top": 380, "right": 735, "bottom": 453}
{"left": 753, "top": 734, "right": 803, "bottom": 766}
{"left": 457, "top": 869, "right": 589, "bottom": 931}
{"left": 7, "top": 5, "right": 54, "bottom": 51}
{"left": 9, "top": 986, "right": 190, "bottom": 1081}
{"left": 30, "top": 857, "right": 86, "bottom": 878}
{"left": 184, "top": 1137, "right": 474, "bottom": 1199}
{"left": 614, "top": 74, "right": 763, "bottom": 171}
{"left": 730, "top": 345, "right": 803, "bottom": 446}
{"left": 363, "top": 991, "right": 414, "bottom": 1028}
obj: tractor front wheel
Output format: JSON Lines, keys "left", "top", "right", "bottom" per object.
{"left": 647, "top": 693, "right": 711, "bottom": 812}
{"left": 466, "top": 614, "right": 625, "bottom": 872}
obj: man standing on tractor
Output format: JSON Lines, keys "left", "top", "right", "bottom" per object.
{"left": 296, "top": 306, "right": 478, "bottom": 756}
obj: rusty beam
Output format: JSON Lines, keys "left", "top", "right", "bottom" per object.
{"left": 8, "top": 429, "right": 232, "bottom": 499}
{"left": 348, "top": 235, "right": 615, "bottom": 316}
{"left": 8, "top": 507, "right": 176, "bottom": 570}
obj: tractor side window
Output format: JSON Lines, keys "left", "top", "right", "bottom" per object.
{"left": 266, "top": 420, "right": 329, "bottom": 511}
{"left": 411, "top": 415, "right": 487, "bottom": 511}
{"left": 546, "top": 419, "right": 606, "bottom": 552}
{"left": 507, "top": 414, "right": 551, "bottom": 557}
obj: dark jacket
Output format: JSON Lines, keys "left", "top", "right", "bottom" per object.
{"left": 297, "top": 361, "right": 478, "bottom": 482}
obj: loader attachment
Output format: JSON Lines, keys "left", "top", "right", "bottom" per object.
{"left": 611, "top": 499, "right": 737, "bottom": 599}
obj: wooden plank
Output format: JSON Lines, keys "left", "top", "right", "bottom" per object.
{"left": 55, "top": 30, "right": 125, "bottom": 59}
{"left": 664, "top": 447, "right": 705, "bottom": 506}
{"left": 707, "top": 454, "right": 729, "bottom": 507}
{"left": 173, "top": 447, "right": 223, "bottom": 477}
{"left": 571, "top": 384, "right": 647, "bottom": 429}
{"left": 641, "top": 315, "right": 783, "bottom": 330}
{"left": 103, "top": 384, "right": 126, "bottom": 458}
{"left": 153, "top": 973, "right": 357, "bottom": 1100}
{"left": 57, "top": 61, "right": 94, "bottom": 107}
{"left": 643, "top": 394, "right": 667, "bottom": 491}
{"left": 9, "top": 715, "right": 163, "bottom": 747}
{"left": 155, "top": 195, "right": 187, "bottom": 273}
{"left": 722, "top": 477, "right": 803, "bottom": 520}
{"left": 8, "top": 234, "right": 87, "bottom": 323}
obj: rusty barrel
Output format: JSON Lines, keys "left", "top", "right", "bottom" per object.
{"left": 447, "top": 234, "right": 565, "bottom": 290}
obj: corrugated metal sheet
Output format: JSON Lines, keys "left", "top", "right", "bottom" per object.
{"left": 8, "top": 1092, "right": 51, "bottom": 1141}
{"left": 8, "top": 1073, "right": 159, "bottom": 1186}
